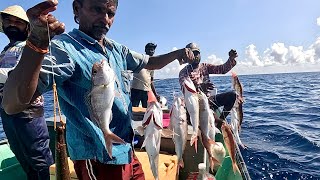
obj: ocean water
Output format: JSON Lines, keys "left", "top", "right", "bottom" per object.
{"left": 1, "top": 72, "right": 318, "bottom": 179}
{"left": 153, "top": 72, "right": 320, "bottom": 180}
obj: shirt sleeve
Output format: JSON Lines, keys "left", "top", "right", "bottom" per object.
{"left": 206, "top": 59, "right": 236, "bottom": 74}
{"left": 122, "top": 45, "right": 149, "bottom": 73}
{"left": 37, "top": 40, "right": 75, "bottom": 94}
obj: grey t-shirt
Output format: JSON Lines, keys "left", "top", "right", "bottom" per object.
{"left": 131, "top": 69, "right": 154, "bottom": 91}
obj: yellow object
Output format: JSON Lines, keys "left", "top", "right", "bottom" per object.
{"left": 49, "top": 152, "right": 178, "bottom": 180}
{"left": 132, "top": 106, "right": 147, "bottom": 113}
{"left": 135, "top": 151, "right": 178, "bottom": 180}
{"left": 49, "top": 158, "right": 78, "bottom": 179}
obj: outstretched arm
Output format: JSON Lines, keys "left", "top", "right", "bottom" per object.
{"left": 207, "top": 49, "right": 238, "bottom": 74}
{"left": 145, "top": 48, "right": 194, "bottom": 70}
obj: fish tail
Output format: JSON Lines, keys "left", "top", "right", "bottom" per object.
{"left": 105, "top": 133, "right": 125, "bottom": 159}
{"left": 179, "top": 158, "right": 184, "bottom": 168}
{"left": 232, "top": 162, "right": 240, "bottom": 174}
{"left": 190, "top": 134, "right": 198, "bottom": 153}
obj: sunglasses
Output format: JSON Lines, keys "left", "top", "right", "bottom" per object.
{"left": 193, "top": 51, "right": 200, "bottom": 56}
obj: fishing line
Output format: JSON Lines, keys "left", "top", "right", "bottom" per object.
{"left": 46, "top": 20, "right": 65, "bottom": 130}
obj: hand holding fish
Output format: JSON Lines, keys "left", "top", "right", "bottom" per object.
{"left": 177, "top": 48, "right": 195, "bottom": 65}
{"left": 27, "top": 0, "right": 65, "bottom": 49}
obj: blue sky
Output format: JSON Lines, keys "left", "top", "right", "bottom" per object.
{"left": 1, "top": 0, "right": 320, "bottom": 78}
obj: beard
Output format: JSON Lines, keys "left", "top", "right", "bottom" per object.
{"left": 3, "top": 26, "right": 28, "bottom": 41}
{"left": 90, "top": 25, "right": 110, "bottom": 40}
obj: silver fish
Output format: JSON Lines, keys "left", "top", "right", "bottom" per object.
{"left": 140, "top": 92, "right": 163, "bottom": 180}
{"left": 182, "top": 77, "right": 200, "bottom": 153}
{"left": 198, "top": 91, "right": 220, "bottom": 170}
{"left": 89, "top": 60, "right": 125, "bottom": 159}
{"left": 169, "top": 96, "right": 188, "bottom": 169}
{"left": 230, "top": 106, "right": 246, "bottom": 148}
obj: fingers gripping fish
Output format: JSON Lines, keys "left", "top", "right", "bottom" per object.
{"left": 89, "top": 60, "right": 125, "bottom": 159}
{"left": 182, "top": 77, "right": 200, "bottom": 153}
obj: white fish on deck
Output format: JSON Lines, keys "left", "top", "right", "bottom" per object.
{"left": 88, "top": 60, "right": 125, "bottom": 159}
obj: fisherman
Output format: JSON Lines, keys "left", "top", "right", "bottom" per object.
{"left": 0, "top": 5, "right": 53, "bottom": 180}
{"left": 131, "top": 42, "right": 159, "bottom": 108}
{"left": 179, "top": 42, "right": 238, "bottom": 128}
{"left": 1, "top": 0, "right": 195, "bottom": 179}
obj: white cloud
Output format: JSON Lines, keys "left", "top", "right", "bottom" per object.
{"left": 317, "top": 17, "right": 320, "bottom": 26}
{"left": 155, "top": 23, "right": 320, "bottom": 79}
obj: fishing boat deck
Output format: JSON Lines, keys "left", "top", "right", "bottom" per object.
{"left": 45, "top": 109, "right": 249, "bottom": 180}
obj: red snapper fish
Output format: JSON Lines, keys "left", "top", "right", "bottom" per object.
{"left": 88, "top": 60, "right": 125, "bottom": 159}
{"left": 221, "top": 122, "right": 240, "bottom": 174}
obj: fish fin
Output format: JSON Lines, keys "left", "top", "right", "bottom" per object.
{"left": 208, "top": 139, "right": 217, "bottom": 145}
{"left": 161, "top": 128, "right": 178, "bottom": 138}
{"left": 140, "top": 135, "right": 149, "bottom": 149}
{"left": 135, "top": 126, "right": 144, "bottom": 136}
{"left": 232, "top": 162, "right": 240, "bottom": 174}
{"left": 179, "top": 159, "right": 184, "bottom": 168}
{"left": 231, "top": 71, "right": 237, "bottom": 77}
{"left": 239, "top": 143, "right": 248, "bottom": 149}
{"left": 190, "top": 134, "right": 198, "bottom": 153}
{"left": 114, "top": 90, "right": 121, "bottom": 97}
{"left": 105, "top": 132, "right": 126, "bottom": 159}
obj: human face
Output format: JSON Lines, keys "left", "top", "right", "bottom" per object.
{"left": 191, "top": 50, "right": 201, "bottom": 66}
{"left": 1, "top": 14, "right": 28, "bottom": 42}
{"left": 74, "top": 0, "right": 117, "bottom": 41}
{"left": 145, "top": 47, "right": 156, "bottom": 56}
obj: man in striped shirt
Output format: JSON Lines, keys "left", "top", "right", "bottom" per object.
{"left": 179, "top": 42, "right": 238, "bottom": 127}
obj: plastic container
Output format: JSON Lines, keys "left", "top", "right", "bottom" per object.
{"left": 196, "top": 163, "right": 215, "bottom": 180}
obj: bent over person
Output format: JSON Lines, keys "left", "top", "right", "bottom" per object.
{"left": 0, "top": 5, "right": 53, "bottom": 180}
{"left": 1, "top": 0, "right": 195, "bottom": 179}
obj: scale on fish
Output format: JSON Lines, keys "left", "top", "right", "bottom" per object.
{"left": 45, "top": 20, "right": 71, "bottom": 180}
{"left": 87, "top": 60, "right": 125, "bottom": 159}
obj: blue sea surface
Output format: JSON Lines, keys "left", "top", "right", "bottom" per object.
{"left": 40, "top": 72, "right": 320, "bottom": 180}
